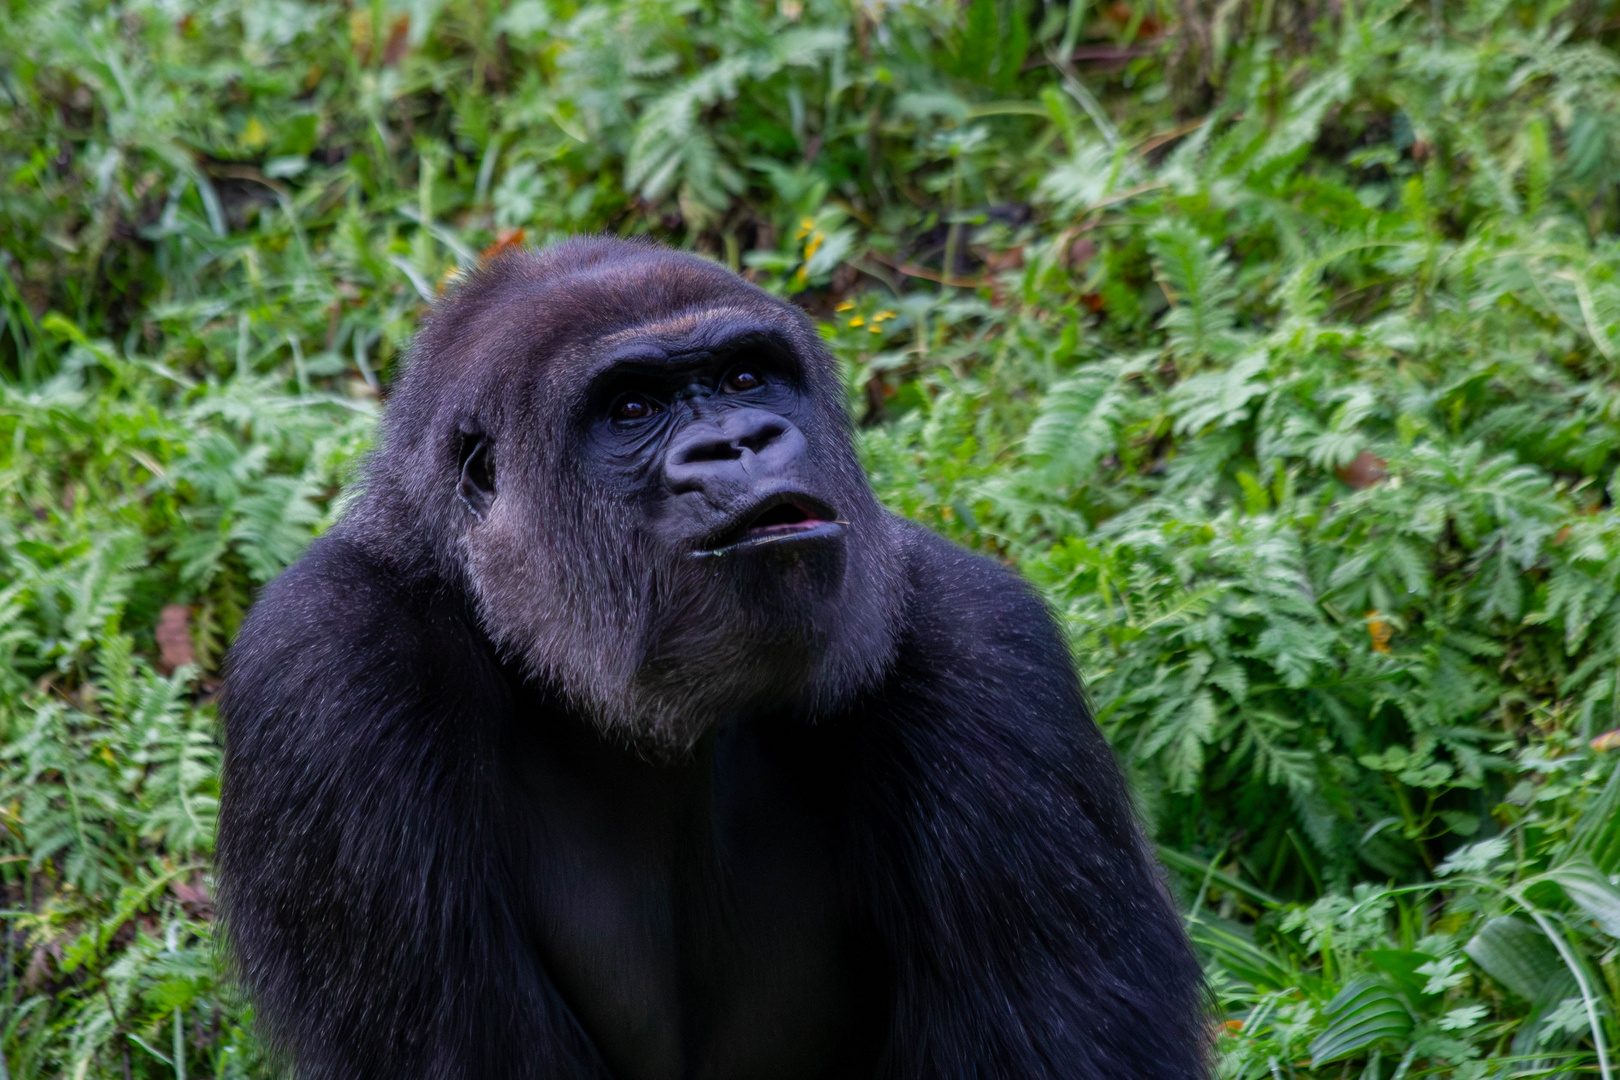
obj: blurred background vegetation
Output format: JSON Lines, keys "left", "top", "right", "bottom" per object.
{"left": 3, "top": 0, "right": 1620, "bottom": 1075}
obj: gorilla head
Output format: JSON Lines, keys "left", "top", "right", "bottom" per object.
{"left": 356, "top": 238, "right": 905, "bottom": 756}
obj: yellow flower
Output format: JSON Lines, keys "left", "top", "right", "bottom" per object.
{"left": 1367, "top": 610, "right": 1391, "bottom": 653}
{"left": 240, "top": 116, "right": 270, "bottom": 150}
{"left": 796, "top": 217, "right": 815, "bottom": 240}
{"left": 803, "top": 232, "right": 824, "bottom": 260}
{"left": 835, "top": 300, "right": 855, "bottom": 312}
{"left": 848, "top": 316, "right": 865, "bottom": 328}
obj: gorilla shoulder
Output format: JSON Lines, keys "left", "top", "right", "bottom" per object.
{"left": 894, "top": 521, "right": 1079, "bottom": 695}
{"left": 224, "top": 530, "right": 495, "bottom": 745}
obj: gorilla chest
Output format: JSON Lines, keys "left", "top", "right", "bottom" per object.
{"left": 516, "top": 726, "right": 881, "bottom": 1080}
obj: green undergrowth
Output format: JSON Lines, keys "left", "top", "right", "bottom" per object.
{"left": 3, "top": 0, "right": 1620, "bottom": 1075}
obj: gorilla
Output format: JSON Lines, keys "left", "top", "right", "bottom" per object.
{"left": 217, "top": 237, "right": 1206, "bottom": 1080}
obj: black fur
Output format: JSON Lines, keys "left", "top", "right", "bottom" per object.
{"left": 218, "top": 238, "right": 1207, "bottom": 1080}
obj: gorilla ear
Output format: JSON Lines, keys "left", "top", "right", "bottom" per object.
{"left": 457, "top": 433, "right": 495, "bottom": 519}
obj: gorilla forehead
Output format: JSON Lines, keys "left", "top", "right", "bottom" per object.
{"left": 411, "top": 237, "right": 820, "bottom": 398}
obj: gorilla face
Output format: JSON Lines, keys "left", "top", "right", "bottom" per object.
{"left": 467, "top": 318, "right": 874, "bottom": 754}
{"left": 582, "top": 328, "right": 848, "bottom": 564}
{"left": 366, "top": 242, "right": 904, "bottom": 757}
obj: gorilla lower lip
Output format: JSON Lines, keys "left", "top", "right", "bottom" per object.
{"left": 691, "top": 521, "right": 845, "bottom": 557}
{"left": 693, "top": 498, "right": 846, "bottom": 557}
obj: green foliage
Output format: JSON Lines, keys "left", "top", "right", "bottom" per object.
{"left": 3, "top": 0, "right": 1620, "bottom": 1075}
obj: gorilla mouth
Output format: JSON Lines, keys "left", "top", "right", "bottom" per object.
{"left": 692, "top": 493, "right": 846, "bottom": 557}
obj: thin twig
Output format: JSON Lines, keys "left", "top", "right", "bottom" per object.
{"left": 863, "top": 252, "right": 984, "bottom": 289}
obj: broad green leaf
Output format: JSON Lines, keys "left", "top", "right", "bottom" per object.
{"left": 1309, "top": 977, "right": 1413, "bottom": 1067}
{"left": 1465, "top": 916, "right": 1575, "bottom": 1005}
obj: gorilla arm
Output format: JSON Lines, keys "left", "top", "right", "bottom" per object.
{"left": 851, "top": 526, "right": 1207, "bottom": 1080}
{"left": 217, "top": 533, "right": 610, "bottom": 1080}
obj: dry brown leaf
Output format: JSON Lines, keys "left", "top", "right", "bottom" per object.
{"left": 481, "top": 227, "right": 527, "bottom": 263}
{"left": 1337, "top": 450, "right": 1387, "bottom": 489}
{"left": 156, "top": 604, "right": 194, "bottom": 674}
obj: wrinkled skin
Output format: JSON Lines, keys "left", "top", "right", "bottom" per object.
{"left": 218, "top": 238, "right": 1208, "bottom": 1080}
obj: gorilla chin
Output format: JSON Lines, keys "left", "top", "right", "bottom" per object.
{"left": 608, "top": 501, "right": 859, "bottom": 760}
{"left": 218, "top": 237, "right": 1208, "bottom": 1080}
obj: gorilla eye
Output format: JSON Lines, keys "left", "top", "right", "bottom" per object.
{"left": 613, "top": 395, "right": 659, "bottom": 422}
{"left": 722, "top": 367, "right": 764, "bottom": 393}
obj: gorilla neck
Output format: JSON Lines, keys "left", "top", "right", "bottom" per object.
{"left": 512, "top": 695, "right": 883, "bottom": 1080}
{"left": 529, "top": 547, "right": 902, "bottom": 760}
{"left": 617, "top": 619, "right": 823, "bottom": 759}
{"left": 614, "top": 524, "right": 910, "bottom": 757}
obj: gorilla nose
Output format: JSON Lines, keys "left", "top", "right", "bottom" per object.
{"left": 664, "top": 409, "right": 808, "bottom": 495}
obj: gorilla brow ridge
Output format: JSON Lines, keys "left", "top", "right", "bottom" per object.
{"left": 595, "top": 304, "right": 788, "bottom": 350}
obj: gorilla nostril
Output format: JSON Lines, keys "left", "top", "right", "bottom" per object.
{"left": 738, "top": 420, "right": 787, "bottom": 453}
{"left": 735, "top": 418, "right": 787, "bottom": 455}
{"left": 672, "top": 414, "right": 787, "bottom": 468}
{"left": 680, "top": 436, "right": 742, "bottom": 465}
